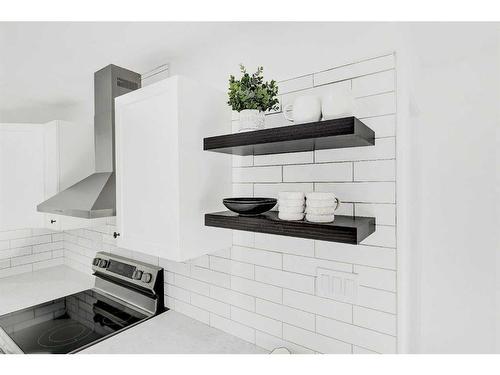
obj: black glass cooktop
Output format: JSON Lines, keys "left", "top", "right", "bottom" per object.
{"left": 0, "top": 289, "right": 149, "bottom": 354}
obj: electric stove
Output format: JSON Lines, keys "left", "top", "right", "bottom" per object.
{"left": 0, "top": 252, "right": 165, "bottom": 354}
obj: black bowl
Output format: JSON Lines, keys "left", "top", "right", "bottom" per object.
{"left": 223, "top": 197, "right": 277, "bottom": 216}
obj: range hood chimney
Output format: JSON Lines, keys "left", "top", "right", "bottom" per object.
{"left": 37, "top": 65, "right": 141, "bottom": 219}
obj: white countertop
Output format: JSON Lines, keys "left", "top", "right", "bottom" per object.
{"left": 82, "top": 310, "right": 267, "bottom": 354}
{"left": 0, "top": 266, "right": 266, "bottom": 354}
{"left": 0, "top": 265, "right": 94, "bottom": 316}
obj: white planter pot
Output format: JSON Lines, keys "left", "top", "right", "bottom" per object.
{"left": 238, "top": 109, "right": 265, "bottom": 132}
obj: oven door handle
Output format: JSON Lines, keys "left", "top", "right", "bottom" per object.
{"left": 92, "top": 305, "right": 128, "bottom": 329}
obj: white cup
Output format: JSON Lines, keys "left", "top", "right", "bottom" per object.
{"left": 283, "top": 95, "right": 322, "bottom": 124}
{"left": 321, "top": 87, "right": 354, "bottom": 120}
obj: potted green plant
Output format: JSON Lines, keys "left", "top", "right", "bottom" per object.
{"left": 228, "top": 64, "right": 279, "bottom": 132}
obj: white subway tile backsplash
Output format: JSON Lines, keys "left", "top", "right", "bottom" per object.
{"left": 209, "top": 256, "right": 254, "bottom": 279}
{"left": 0, "top": 259, "right": 10, "bottom": 269}
{"left": 283, "top": 289, "right": 352, "bottom": 323}
{"left": 175, "top": 300, "right": 210, "bottom": 325}
{"left": 10, "top": 235, "right": 51, "bottom": 248}
{"left": 230, "top": 306, "right": 282, "bottom": 337}
{"left": 283, "top": 324, "right": 351, "bottom": 354}
{"left": 253, "top": 183, "right": 313, "bottom": 201}
{"left": 360, "top": 115, "right": 396, "bottom": 138}
{"left": 316, "top": 315, "right": 396, "bottom": 354}
{"left": 354, "top": 92, "right": 396, "bottom": 118}
{"left": 278, "top": 74, "right": 314, "bottom": 94}
{"left": 255, "top": 266, "right": 315, "bottom": 294}
{"left": 0, "top": 229, "right": 32, "bottom": 241}
{"left": 353, "top": 345, "right": 378, "bottom": 354}
{"left": 313, "top": 54, "right": 394, "bottom": 86}
{"left": 335, "top": 202, "right": 354, "bottom": 216}
{"left": 191, "top": 294, "right": 231, "bottom": 318}
{"left": 188, "top": 255, "right": 209, "bottom": 268}
{"left": 283, "top": 254, "right": 352, "bottom": 276}
{"left": 360, "top": 225, "right": 396, "bottom": 248}
{"left": 231, "top": 276, "right": 283, "bottom": 303}
{"left": 191, "top": 266, "right": 230, "bottom": 288}
{"left": 315, "top": 137, "right": 395, "bottom": 163}
{"left": 357, "top": 286, "right": 396, "bottom": 313}
{"left": 232, "top": 155, "right": 254, "bottom": 167}
{"left": 210, "top": 313, "right": 255, "bottom": 344}
{"left": 355, "top": 203, "right": 396, "bottom": 226}
{"left": 174, "top": 274, "right": 210, "bottom": 296}
{"left": 0, "top": 246, "right": 32, "bottom": 260}
{"left": 315, "top": 241, "right": 396, "bottom": 269}
{"left": 11, "top": 252, "right": 51, "bottom": 267}
{"left": 281, "top": 81, "right": 351, "bottom": 109}
{"left": 254, "top": 233, "right": 314, "bottom": 257}
{"left": 233, "top": 166, "right": 282, "bottom": 183}
{"left": 256, "top": 298, "right": 315, "bottom": 331}
{"left": 354, "top": 265, "right": 396, "bottom": 292}
{"left": 353, "top": 306, "right": 396, "bottom": 336}
{"left": 165, "top": 284, "right": 191, "bottom": 303}
{"left": 283, "top": 162, "right": 352, "bottom": 182}
{"left": 33, "top": 241, "right": 63, "bottom": 254}
{"left": 354, "top": 159, "right": 395, "bottom": 182}
{"left": 232, "top": 230, "right": 255, "bottom": 248}
{"left": 232, "top": 183, "right": 254, "bottom": 196}
{"left": 352, "top": 70, "right": 395, "bottom": 97}
{"left": 254, "top": 152, "right": 313, "bottom": 166}
{"left": 164, "top": 270, "right": 175, "bottom": 284}
{"left": 231, "top": 246, "right": 282, "bottom": 269}
{"left": 210, "top": 285, "right": 255, "bottom": 311}
{"left": 0, "top": 240, "right": 9, "bottom": 251}
{"left": 315, "top": 182, "right": 396, "bottom": 203}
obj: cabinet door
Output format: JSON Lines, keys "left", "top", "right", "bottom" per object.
{"left": 0, "top": 124, "right": 46, "bottom": 230}
{"left": 115, "top": 84, "right": 180, "bottom": 259}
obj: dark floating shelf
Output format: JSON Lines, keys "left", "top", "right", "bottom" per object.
{"left": 203, "top": 116, "right": 375, "bottom": 156}
{"left": 205, "top": 211, "right": 376, "bottom": 244}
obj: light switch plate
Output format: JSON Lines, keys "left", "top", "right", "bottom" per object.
{"left": 316, "top": 268, "right": 358, "bottom": 304}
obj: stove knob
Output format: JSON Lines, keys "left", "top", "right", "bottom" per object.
{"left": 98, "top": 259, "right": 108, "bottom": 268}
{"left": 141, "top": 273, "right": 152, "bottom": 283}
{"left": 132, "top": 270, "right": 143, "bottom": 280}
{"left": 92, "top": 258, "right": 101, "bottom": 266}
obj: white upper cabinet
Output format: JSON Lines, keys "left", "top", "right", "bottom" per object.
{"left": 0, "top": 124, "right": 46, "bottom": 231}
{"left": 115, "top": 75, "right": 232, "bottom": 261}
{"left": 0, "top": 120, "right": 98, "bottom": 232}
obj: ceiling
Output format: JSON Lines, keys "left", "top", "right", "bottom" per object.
{"left": 0, "top": 22, "right": 261, "bottom": 122}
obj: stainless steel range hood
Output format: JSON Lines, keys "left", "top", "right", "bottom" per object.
{"left": 37, "top": 65, "right": 141, "bottom": 219}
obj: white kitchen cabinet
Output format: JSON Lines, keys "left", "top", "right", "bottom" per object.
{"left": 41, "top": 120, "right": 106, "bottom": 231}
{"left": 0, "top": 121, "right": 102, "bottom": 232}
{"left": 115, "top": 75, "right": 232, "bottom": 261}
{"left": 0, "top": 124, "right": 46, "bottom": 231}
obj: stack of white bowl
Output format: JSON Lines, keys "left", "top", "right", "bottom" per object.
{"left": 277, "top": 192, "right": 305, "bottom": 221}
{"left": 305, "top": 192, "right": 340, "bottom": 223}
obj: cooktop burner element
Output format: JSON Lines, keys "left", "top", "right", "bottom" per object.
{"left": 37, "top": 321, "right": 94, "bottom": 348}
{"left": 0, "top": 252, "right": 165, "bottom": 354}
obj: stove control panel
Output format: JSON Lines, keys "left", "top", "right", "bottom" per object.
{"left": 91, "top": 252, "right": 162, "bottom": 289}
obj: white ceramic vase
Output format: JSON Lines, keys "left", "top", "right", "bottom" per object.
{"left": 238, "top": 109, "right": 265, "bottom": 132}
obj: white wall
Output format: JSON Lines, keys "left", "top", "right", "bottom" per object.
{"left": 403, "top": 24, "right": 498, "bottom": 353}
{"left": 167, "top": 23, "right": 498, "bottom": 353}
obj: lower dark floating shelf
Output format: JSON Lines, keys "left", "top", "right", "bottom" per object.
{"left": 205, "top": 211, "right": 375, "bottom": 245}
